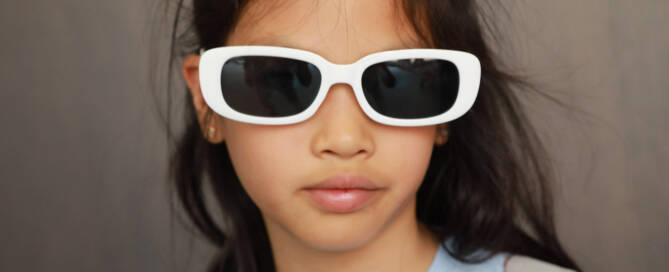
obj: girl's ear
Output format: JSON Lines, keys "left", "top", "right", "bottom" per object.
{"left": 182, "top": 54, "right": 225, "bottom": 144}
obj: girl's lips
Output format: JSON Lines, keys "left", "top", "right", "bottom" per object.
{"left": 304, "top": 188, "right": 380, "bottom": 213}
{"left": 305, "top": 174, "right": 381, "bottom": 190}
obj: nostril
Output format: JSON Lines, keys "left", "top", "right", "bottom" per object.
{"left": 320, "top": 147, "right": 369, "bottom": 159}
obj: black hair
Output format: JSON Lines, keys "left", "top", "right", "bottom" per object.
{"left": 158, "top": 0, "right": 581, "bottom": 271}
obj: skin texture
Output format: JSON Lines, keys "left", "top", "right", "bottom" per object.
{"left": 182, "top": 0, "right": 449, "bottom": 271}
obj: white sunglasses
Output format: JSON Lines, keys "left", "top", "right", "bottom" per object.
{"left": 198, "top": 45, "right": 480, "bottom": 127}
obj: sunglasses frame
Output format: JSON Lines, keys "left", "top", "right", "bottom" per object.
{"left": 198, "top": 45, "right": 480, "bottom": 127}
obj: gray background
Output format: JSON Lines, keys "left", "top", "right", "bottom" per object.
{"left": 1, "top": 0, "right": 667, "bottom": 271}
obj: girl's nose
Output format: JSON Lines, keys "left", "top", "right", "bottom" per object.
{"left": 309, "top": 83, "right": 375, "bottom": 160}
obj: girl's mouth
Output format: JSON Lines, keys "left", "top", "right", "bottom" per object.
{"left": 303, "top": 188, "right": 381, "bottom": 213}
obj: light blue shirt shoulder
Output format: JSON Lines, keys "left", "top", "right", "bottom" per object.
{"left": 427, "top": 240, "right": 508, "bottom": 272}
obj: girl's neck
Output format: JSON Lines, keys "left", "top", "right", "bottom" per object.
{"left": 265, "top": 199, "right": 440, "bottom": 272}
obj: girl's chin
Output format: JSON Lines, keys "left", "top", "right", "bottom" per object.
{"left": 289, "top": 220, "right": 384, "bottom": 252}
{"left": 298, "top": 233, "right": 377, "bottom": 252}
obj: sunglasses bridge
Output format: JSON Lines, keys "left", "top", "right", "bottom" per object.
{"left": 321, "top": 62, "right": 359, "bottom": 85}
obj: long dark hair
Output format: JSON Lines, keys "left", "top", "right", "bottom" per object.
{"left": 158, "top": 0, "right": 581, "bottom": 271}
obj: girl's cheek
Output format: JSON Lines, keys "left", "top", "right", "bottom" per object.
{"left": 375, "top": 129, "right": 436, "bottom": 194}
{"left": 381, "top": 128, "right": 435, "bottom": 165}
{"left": 224, "top": 125, "right": 306, "bottom": 200}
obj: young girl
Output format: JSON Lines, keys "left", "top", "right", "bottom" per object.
{"left": 167, "top": 0, "right": 581, "bottom": 271}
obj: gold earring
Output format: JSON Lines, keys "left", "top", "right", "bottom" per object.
{"left": 202, "top": 108, "right": 217, "bottom": 141}
{"left": 435, "top": 127, "right": 449, "bottom": 146}
{"left": 207, "top": 126, "right": 216, "bottom": 140}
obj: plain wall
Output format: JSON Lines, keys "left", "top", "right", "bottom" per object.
{"left": 1, "top": 0, "right": 667, "bottom": 271}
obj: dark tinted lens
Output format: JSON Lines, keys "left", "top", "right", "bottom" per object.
{"left": 220, "top": 56, "right": 321, "bottom": 117}
{"left": 361, "top": 58, "right": 459, "bottom": 119}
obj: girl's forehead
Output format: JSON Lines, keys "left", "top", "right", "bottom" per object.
{"left": 227, "top": 0, "right": 424, "bottom": 64}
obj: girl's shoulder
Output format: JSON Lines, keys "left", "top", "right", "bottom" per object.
{"left": 428, "top": 238, "right": 576, "bottom": 272}
{"left": 505, "top": 255, "right": 577, "bottom": 272}
{"left": 427, "top": 241, "right": 577, "bottom": 272}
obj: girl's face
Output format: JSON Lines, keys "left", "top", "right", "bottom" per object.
{"left": 185, "top": 0, "right": 444, "bottom": 251}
